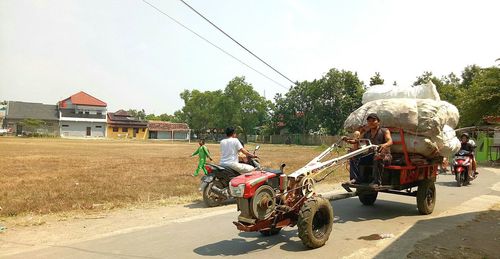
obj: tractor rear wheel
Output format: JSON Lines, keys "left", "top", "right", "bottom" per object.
{"left": 297, "top": 196, "right": 334, "bottom": 249}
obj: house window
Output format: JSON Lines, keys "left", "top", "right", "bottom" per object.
{"left": 85, "top": 111, "right": 90, "bottom": 115}
{"left": 95, "top": 125, "right": 102, "bottom": 128}
{"left": 122, "top": 127, "right": 128, "bottom": 132}
{"left": 142, "top": 128, "right": 146, "bottom": 132}
{"left": 113, "top": 127, "right": 118, "bottom": 132}
{"left": 62, "top": 125, "right": 69, "bottom": 127}
{"left": 97, "top": 112, "right": 102, "bottom": 116}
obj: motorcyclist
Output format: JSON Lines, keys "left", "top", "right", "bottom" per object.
{"left": 459, "top": 133, "right": 478, "bottom": 178}
{"left": 220, "top": 127, "right": 257, "bottom": 174}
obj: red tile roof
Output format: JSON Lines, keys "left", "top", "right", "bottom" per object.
{"left": 148, "top": 121, "right": 190, "bottom": 131}
{"left": 60, "top": 91, "right": 107, "bottom": 107}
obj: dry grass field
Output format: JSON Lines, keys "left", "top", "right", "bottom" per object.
{"left": 0, "top": 137, "right": 348, "bottom": 217}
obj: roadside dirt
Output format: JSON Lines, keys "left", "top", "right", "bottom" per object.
{"left": 407, "top": 203, "right": 500, "bottom": 259}
{"left": 0, "top": 182, "right": 342, "bottom": 256}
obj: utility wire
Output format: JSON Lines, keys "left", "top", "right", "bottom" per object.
{"left": 180, "top": 0, "right": 297, "bottom": 86}
{"left": 142, "top": 0, "right": 289, "bottom": 90}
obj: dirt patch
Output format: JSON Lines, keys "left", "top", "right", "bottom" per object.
{"left": 0, "top": 137, "right": 348, "bottom": 217}
{"left": 407, "top": 203, "right": 500, "bottom": 259}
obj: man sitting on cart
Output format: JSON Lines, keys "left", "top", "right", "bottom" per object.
{"left": 359, "top": 113, "right": 393, "bottom": 187}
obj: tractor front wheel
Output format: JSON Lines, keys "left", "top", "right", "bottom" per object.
{"left": 297, "top": 196, "right": 334, "bottom": 249}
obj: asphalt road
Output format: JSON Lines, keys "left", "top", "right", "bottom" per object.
{"left": 7, "top": 167, "right": 500, "bottom": 259}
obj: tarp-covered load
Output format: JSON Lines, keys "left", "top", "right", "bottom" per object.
{"left": 344, "top": 98, "right": 459, "bottom": 137}
{"left": 362, "top": 82, "right": 441, "bottom": 104}
{"left": 344, "top": 83, "right": 461, "bottom": 158}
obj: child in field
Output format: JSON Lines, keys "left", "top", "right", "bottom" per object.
{"left": 191, "top": 139, "right": 213, "bottom": 176}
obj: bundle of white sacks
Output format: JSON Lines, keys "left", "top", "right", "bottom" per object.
{"left": 344, "top": 82, "right": 461, "bottom": 158}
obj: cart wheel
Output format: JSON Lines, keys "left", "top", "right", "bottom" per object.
{"left": 358, "top": 191, "right": 378, "bottom": 206}
{"left": 297, "top": 196, "right": 334, "bottom": 249}
{"left": 259, "top": 227, "right": 282, "bottom": 236}
{"left": 417, "top": 180, "right": 436, "bottom": 215}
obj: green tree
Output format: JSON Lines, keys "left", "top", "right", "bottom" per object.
{"left": 221, "top": 77, "right": 271, "bottom": 138}
{"left": 19, "top": 118, "right": 46, "bottom": 134}
{"left": 459, "top": 66, "right": 500, "bottom": 126}
{"left": 318, "top": 69, "right": 365, "bottom": 134}
{"left": 177, "top": 76, "right": 270, "bottom": 137}
{"left": 270, "top": 68, "right": 364, "bottom": 135}
{"left": 460, "top": 65, "right": 481, "bottom": 89}
{"left": 178, "top": 89, "right": 223, "bottom": 134}
{"left": 369, "top": 72, "right": 384, "bottom": 86}
{"left": 127, "top": 109, "right": 146, "bottom": 120}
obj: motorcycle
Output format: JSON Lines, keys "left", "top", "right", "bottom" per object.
{"left": 452, "top": 149, "right": 476, "bottom": 187}
{"left": 200, "top": 145, "right": 261, "bottom": 207}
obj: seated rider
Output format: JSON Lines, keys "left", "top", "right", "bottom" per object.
{"left": 459, "top": 133, "right": 478, "bottom": 178}
{"left": 359, "top": 113, "right": 393, "bottom": 187}
{"left": 220, "top": 127, "right": 256, "bottom": 174}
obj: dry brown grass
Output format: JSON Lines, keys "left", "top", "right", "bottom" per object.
{"left": 0, "top": 137, "right": 348, "bottom": 217}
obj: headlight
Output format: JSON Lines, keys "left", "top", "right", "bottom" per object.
{"left": 229, "top": 183, "right": 246, "bottom": 197}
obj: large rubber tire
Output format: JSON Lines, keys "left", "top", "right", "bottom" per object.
{"left": 203, "top": 180, "right": 226, "bottom": 207}
{"left": 417, "top": 180, "right": 436, "bottom": 215}
{"left": 358, "top": 191, "right": 378, "bottom": 206}
{"left": 297, "top": 197, "right": 334, "bottom": 249}
{"left": 259, "top": 227, "right": 282, "bottom": 236}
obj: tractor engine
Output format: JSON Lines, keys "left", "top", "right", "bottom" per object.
{"left": 229, "top": 170, "right": 287, "bottom": 223}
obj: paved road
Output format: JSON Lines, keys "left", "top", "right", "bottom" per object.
{"left": 8, "top": 167, "right": 500, "bottom": 259}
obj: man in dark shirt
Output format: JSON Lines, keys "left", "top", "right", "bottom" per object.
{"left": 359, "top": 113, "right": 393, "bottom": 187}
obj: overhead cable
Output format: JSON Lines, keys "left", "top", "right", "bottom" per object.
{"left": 142, "top": 0, "right": 289, "bottom": 90}
{"left": 180, "top": 0, "right": 297, "bottom": 86}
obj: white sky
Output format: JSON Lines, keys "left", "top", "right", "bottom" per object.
{"left": 0, "top": 0, "right": 499, "bottom": 114}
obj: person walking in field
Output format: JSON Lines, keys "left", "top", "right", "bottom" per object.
{"left": 191, "top": 139, "right": 213, "bottom": 176}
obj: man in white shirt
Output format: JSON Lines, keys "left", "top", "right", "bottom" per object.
{"left": 220, "top": 127, "right": 256, "bottom": 174}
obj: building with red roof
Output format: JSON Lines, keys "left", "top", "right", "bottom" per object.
{"left": 58, "top": 91, "right": 107, "bottom": 138}
{"left": 147, "top": 120, "right": 191, "bottom": 140}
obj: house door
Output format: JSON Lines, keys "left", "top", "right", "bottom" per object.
{"left": 86, "top": 127, "right": 91, "bottom": 136}
{"left": 133, "top": 128, "right": 139, "bottom": 138}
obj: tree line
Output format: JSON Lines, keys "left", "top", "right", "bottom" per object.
{"left": 132, "top": 63, "right": 499, "bottom": 136}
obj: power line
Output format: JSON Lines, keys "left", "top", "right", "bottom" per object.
{"left": 179, "top": 0, "right": 297, "bottom": 86}
{"left": 141, "top": 0, "right": 290, "bottom": 90}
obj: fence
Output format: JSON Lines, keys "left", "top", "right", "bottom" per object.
{"left": 247, "top": 134, "right": 340, "bottom": 146}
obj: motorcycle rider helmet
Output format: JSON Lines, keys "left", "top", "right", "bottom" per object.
{"left": 460, "top": 133, "right": 470, "bottom": 140}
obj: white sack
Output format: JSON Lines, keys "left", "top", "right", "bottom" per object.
{"left": 343, "top": 98, "right": 460, "bottom": 137}
{"left": 362, "top": 81, "right": 441, "bottom": 104}
{"left": 434, "top": 125, "right": 461, "bottom": 157}
{"left": 391, "top": 132, "right": 439, "bottom": 158}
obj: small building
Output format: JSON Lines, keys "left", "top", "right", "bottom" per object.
{"left": 0, "top": 105, "right": 6, "bottom": 128}
{"left": 107, "top": 110, "right": 148, "bottom": 139}
{"left": 58, "top": 91, "right": 107, "bottom": 138}
{"left": 148, "top": 120, "right": 190, "bottom": 140}
{"left": 3, "top": 101, "right": 59, "bottom": 136}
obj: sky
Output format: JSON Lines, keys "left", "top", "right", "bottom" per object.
{"left": 0, "top": 0, "right": 499, "bottom": 114}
